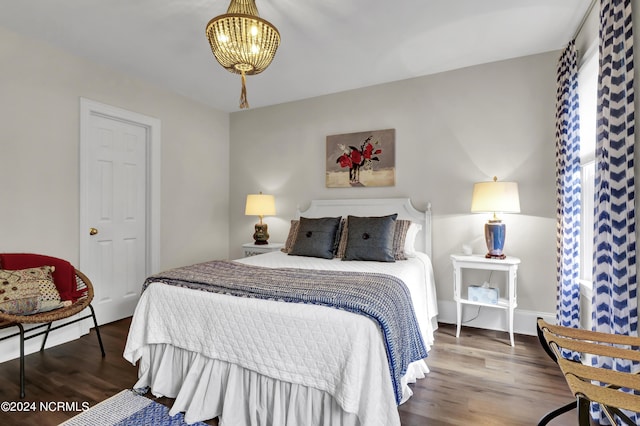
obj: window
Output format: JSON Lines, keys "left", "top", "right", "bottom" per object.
{"left": 577, "top": 49, "right": 598, "bottom": 289}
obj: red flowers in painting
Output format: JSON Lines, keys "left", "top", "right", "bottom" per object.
{"left": 363, "top": 143, "right": 382, "bottom": 160}
{"left": 338, "top": 153, "right": 352, "bottom": 168}
{"left": 336, "top": 136, "right": 382, "bottom": 184}
{"left": 350, "top": 149, "right": 362, "bottom": 165}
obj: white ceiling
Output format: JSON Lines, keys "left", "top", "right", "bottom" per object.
{"left": 0, "top": 0, "right": 592, "bottom": 112}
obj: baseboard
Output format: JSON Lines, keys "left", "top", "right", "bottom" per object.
{"left": 0, "top": 319, "right": 88, "bottom": 363}
{"left": 437, "top": 300, "right": 554, "bottom": 336}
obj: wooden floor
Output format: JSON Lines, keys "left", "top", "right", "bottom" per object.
{"left": 0, "top": 319, "right": 578, "bottom": 426}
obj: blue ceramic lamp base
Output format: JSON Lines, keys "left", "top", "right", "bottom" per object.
{"left": 484, "top": 220, "right": 507, "bottom": 259}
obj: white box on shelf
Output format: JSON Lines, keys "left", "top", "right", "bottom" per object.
{"left": 468, "top": 285, "right": 499, "bottom": 304}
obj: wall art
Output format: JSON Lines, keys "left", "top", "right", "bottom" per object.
{"left": 325, "top": 128, "right": 395, "bottom": 188}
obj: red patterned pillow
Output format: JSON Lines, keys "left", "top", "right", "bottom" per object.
{"left": 0, "top": 268, "right": 41, "bottom": 315}
{"left": 0, "top": 266, "right": 66, "bottom": 314}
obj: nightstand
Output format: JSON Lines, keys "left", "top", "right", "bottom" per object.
{"left": 242, "top": 242, "right": 284, "bottom": 257}
{"left": 450, "top": 254, "right": 521, "bottom": 346}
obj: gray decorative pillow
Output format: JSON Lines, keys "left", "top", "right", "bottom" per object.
{"left": 289, "top": 217, "right": 342, "bottom": 259}
{"left": 336, "top": 218, "right": 410, "bottom": 260}
{"left": 343, "top": 214, "right": 398, "bottom": 262}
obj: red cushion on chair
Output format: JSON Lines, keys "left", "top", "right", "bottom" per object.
{"left": 0, "top": 254, "right": 79, "bottom": 302}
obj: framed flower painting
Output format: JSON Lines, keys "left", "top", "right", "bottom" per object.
{"left": 326, "top": 128, "right": 395, "bottom": 188}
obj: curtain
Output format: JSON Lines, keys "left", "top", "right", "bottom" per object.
{"left": 591, "top": 0, "right": 637, "bottom": 423}
{"left": 555, "top": 40, "right": 582, "bottom": 335}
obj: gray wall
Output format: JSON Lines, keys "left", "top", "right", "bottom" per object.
{"left": 0, "top": 26, "right": 230, "bottom": 271}
{"left": 229, "top": 51, "right": 559, "bottom": 329}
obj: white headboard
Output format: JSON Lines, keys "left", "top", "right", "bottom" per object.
{"left": 296, "top": 198, "right": 432, "bottom": 258}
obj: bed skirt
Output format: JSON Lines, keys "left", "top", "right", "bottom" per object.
{"left": 133, "top": 343, "right": 428, "bottom": 426}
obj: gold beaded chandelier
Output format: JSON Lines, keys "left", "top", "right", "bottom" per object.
{"left": 205, "top": 0, "right": 280, "bottom": 109}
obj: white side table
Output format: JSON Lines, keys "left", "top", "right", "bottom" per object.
{"left": 242, "top": 242, "right": 284, "bottom": 257}
{"left": 450, "top": 254, "right": 521, "bottom": 346}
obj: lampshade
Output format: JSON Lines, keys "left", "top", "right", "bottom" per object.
{"left": 245, "top": 193, "right": 276, "bottom": 217}
{"left": 205, "top": 0, "right": 280, "bottom": 109}
{"left": 471, "top": 178, "right": 520, "bottom": 215}
{"left": 471, "top": 177, "right": 520, "bottom": 259}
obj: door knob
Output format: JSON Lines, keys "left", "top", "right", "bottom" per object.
{"left": 89, "top": 227, "right": 99, "bottom": 236}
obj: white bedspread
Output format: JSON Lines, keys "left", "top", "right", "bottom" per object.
{"left": 238, "top": 251, "right": 438, "bottom": 350}
{"left": 123, "top": 251, "right": 437, "bottom": 426}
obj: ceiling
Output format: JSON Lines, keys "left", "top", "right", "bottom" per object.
{"left": 0, "top": 0, "right": 592, "bottom": 112}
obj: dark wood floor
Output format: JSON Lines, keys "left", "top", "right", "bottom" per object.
{"left": 0, "top": 319, "right": 578, "bottom": 425}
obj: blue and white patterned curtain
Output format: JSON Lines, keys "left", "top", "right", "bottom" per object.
{"left": 555, "top": 40, "right": 581, "bottom": 333}
{"left": 591, "top": 0, "right": 637, "bottom": 423}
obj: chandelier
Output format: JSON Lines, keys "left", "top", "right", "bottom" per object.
{"left": 206, "top": 0, "right": 280, "bottom": 109}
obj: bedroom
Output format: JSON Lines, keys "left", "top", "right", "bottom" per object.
{"left": 0, "top": 0, "right": 637, "bottom": 424}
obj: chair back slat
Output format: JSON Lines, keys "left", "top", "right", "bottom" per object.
{"left": 537, "top": 318, "right": 640, "bottom": 423}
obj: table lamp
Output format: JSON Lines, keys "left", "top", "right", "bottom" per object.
{"left": 471, "top": 176, "right": 520, "bottom": 259}
{"left": 245, "top": 193, "right": 276, "bottom": 245}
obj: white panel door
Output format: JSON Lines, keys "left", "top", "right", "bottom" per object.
{"left": 83, "top": 114, "right": 148, "bottom": 324}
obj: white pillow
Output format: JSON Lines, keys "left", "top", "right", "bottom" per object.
{"left": 404, "top": 223, "right": 422, "bottom": 257}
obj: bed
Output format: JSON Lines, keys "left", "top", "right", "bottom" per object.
{"left": 123, "top": 198, "right": 438, "bottom": 426}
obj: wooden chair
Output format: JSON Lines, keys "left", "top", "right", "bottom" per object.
{"left": 537, "top": 318, "right": 640, "bottom": 425}
{"left": 0, "top": 254, "right": 105, "bottom": 398}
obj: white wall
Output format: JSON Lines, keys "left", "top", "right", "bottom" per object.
{"left": 0, "top": 27, "right": 230, "bottom": 271}
{"left": 229, "top": 51, "right": 559, "bottom": 334}
{"left": 0, "top": 27, "right": 230, "bottom": 362}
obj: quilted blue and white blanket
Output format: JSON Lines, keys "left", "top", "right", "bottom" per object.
{"left": 143, "top": 260, "right": 428, "bottom": 404}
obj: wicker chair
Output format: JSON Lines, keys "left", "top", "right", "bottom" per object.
{"left": 537, "top": 318, "right": 640, "bottom": 425}
{"left": 0, "top": 255, "right": 105, "bottom": 398}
